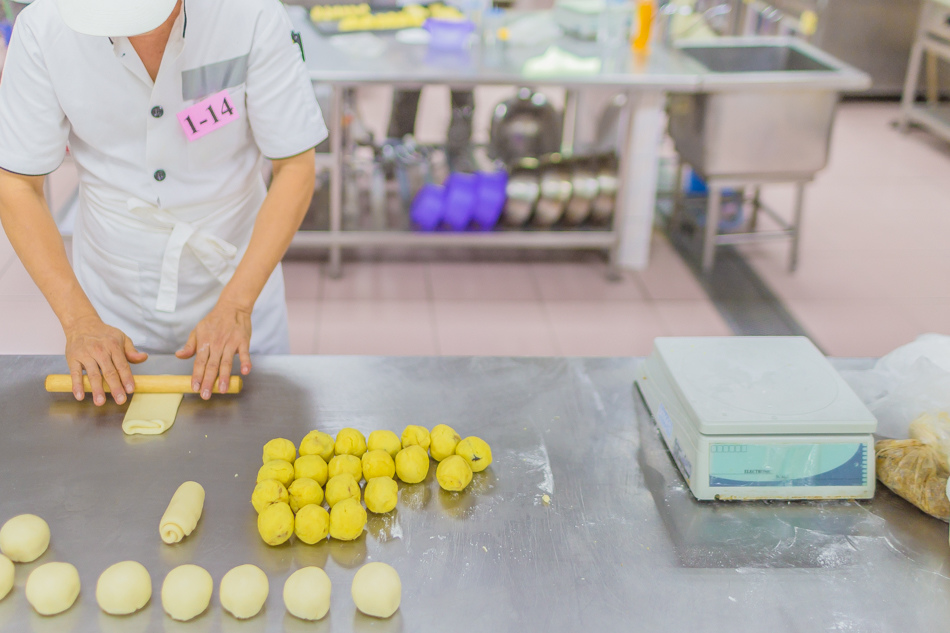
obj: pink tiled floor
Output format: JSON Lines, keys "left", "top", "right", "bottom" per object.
{"left": 0, "top": 225, "right": 730, "bottom": 357}
{"left": 736, "top": 102, "right": 950, "bottom": 356}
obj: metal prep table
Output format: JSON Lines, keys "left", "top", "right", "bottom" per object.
{"left": 0, "top": 354, "right": 949, "bottom": 631}
{"left": 287, "top": 6, "right": 706, "bottom": 276}
{"left": 900, "top": 0, "right": 950, "bottom": 143}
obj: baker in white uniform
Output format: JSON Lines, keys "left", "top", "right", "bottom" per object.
{"left": 0, "top": 0, "right": 326, "bottom": 405}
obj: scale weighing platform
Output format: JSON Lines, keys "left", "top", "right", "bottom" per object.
{"left": 636, "top": 337, "right": 877, "bottom": 501}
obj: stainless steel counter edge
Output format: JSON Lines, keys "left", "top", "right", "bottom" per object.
{"left": 1, "top": 355, "right": 949, "bottom": 632}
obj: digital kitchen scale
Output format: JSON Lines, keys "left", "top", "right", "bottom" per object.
{"left": 636, "top": 337, "right": 877, "bottom": 501}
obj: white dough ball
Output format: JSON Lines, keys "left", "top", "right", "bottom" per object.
{"left": 0, "top": 514, "right": 50, "bottom": 563}
{"left": 96, "top": 561, "right": 152, "bottom": 615}
{"left": 0, "top": 554, "right": 13, "bottom": 601}
{"left": 351, "top": 562, "right": 401, "bottom": 618}
{"left": 161, "top": 565, "right": 212, "bottom": 621}
{"left": 220, "top": 564, "right": 268, "bottom": 619}
{"left": 283, "top": 567, "right": 331, "bottom": 621}
{"left": 25, "top": 562, "right": 80, "bottom": 616}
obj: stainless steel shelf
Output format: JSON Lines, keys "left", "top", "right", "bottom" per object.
{"left": 291, "top": 228, "right": 616, "bottom": 250}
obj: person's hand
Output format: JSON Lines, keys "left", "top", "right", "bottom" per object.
{"left": 65, "top": 315, "right": 148, "bottom": 406}
{"left": 176, "top": 300, "right": 252, "bottom": 399}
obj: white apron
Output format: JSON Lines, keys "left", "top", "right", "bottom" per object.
{"left": 72, "top": 177, "right": 290, "bottom": 355}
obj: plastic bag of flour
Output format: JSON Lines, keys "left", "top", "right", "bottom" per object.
{"left": 875, "top": 439, "right": 950, "bottom": 522}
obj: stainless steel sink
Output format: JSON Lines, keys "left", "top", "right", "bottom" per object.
{"left": 682, "top": 44, "right": 834, "bottom": 74}
{"left": 668, "top": 37, "right": 871, "bottom": 179}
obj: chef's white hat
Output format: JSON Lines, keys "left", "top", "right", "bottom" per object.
{"left": 55, "top": 0, "right": 179, "bottom": 37}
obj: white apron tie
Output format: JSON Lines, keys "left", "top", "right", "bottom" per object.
{"left": 126, "top": 197, "right": 239, "bottom": 313}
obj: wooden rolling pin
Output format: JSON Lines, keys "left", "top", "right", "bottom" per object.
{"left": 45, "top": 374, "right": 243, "bottom": 394}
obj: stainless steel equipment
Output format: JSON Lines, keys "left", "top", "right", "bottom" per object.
{"left": 667, "top": 37, "right": 870, "bottom": 272}
{"left": 2, "top": 354, "right": 950, "bottom": 632}
{"left": 743, "top": 0, "right": 927, "bottom": 97}
{"left": 669, "top": 40, "right": 853, "bottom": 178}
{"left": 899, "top": 0, "right": 950, "bottom": 144}
{"left": 489, "top": 88, "right": 563, "bottom": 166}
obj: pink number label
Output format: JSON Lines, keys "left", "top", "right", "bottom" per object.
{"left": 177, "top": 89, "right": 239, "bottom": 141}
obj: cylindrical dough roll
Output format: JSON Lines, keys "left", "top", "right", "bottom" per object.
{"left": 162, "top": 565, "right": 213, "bottom": 621}
{"left": 160, "top": 482, "right": 205, "bottom": 544}
{"left": 26, "top": 562, "right": 81, "bottom": 616}
{"left": 220, "top": 564, "right": 268, "bottom": 619}
{"left": 96, "top": 561, "right": 152, "bottom": 615}
{"left": 0, "top": 554, "right": 13, "bottom": 601}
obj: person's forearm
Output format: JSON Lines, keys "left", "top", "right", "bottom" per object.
{"left": 0, "top": 170, "right": 100, "bottom": 330}
{"left": 218, "top": 150, "right": 316, "bottom": 312}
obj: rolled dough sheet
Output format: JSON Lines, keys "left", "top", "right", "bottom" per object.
{"left": 160, "top": 482, "right": 205, "bottom": 545}
{"left": 122, "top": 393, "right": 183, "bottom": 436}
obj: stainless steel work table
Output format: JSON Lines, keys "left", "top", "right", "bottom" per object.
{"left": 1, "top": 355, "right": 948, "bottom": 631}
{"left": 287, "top": 6, "right": 706, "bottom": 275}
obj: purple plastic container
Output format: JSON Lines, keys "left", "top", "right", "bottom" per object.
{"left": 443, "top": 172, "right": 478, "bottom": 231}
{"left": 424, "top": 18, "right": 475, "bottom": 50}
{"left": 410, "top": 183, "right": 446, "bottom": 231}
{"left": 472, "top": 171, "right": 508, "bottom": 230}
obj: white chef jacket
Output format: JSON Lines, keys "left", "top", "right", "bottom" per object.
{"left": 0, "top": 0, "right": 327, "bottom": 353}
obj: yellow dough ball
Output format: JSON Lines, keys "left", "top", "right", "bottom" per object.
{"left": 325, "top": 474, "right": 361, "bottom": 508}
{"left": 351, "top": 562, "right": 401, "bottom": 618}
{"left": 220, "top": 564, "right": 268, "bottom": 620}
{"left": 294, "top": 505, "right": 330, "bottom": 545}
{"left": 455, "top": 436, "right": 493, "bottom": 473}
{"left": 257, "top": 459, "right": 295, "bottom": 488}
{"left": 162, "top": 565, "right": 212, "bottom": 621}
{"left": 283, "top": 567, "right": 331, "bottom": 621}
{"left": 251, "top": 479, "right": 289, "bottom": 514}
{"left": 294, "top": 454, "right": 329, "bottom": 486}
{"left": 364, "top": 477, "right": 398, "bottom": 514}
{"left": 258, "top": 502, "right": 295, "bottom": 546}
{"left": 96, "top": 560, "right": 152, "bottom": 615}
{"left": 436, "top": 455, "right": 473, "bottom": 491}
{"left": 367, "top": 430, "right": 402, "bottom": 458}
{"left": 429, "top": 424, "right": 461, "bottom": 461}
{"left": 335, "top": 428, "right": 367, "bottom": 457}
{"left": 362, "top": 450, "right": 396, "bottom": 480}
{"left": 328, "top": 454, "right": 363, "bottom": 481}
{"left": 300, "top": 430, "right": 335, "bottom": 463}
{"left": 262, "top": 438, "right": 297, "bottom": 464}
{"left": 288, "top": 478, "right": 325, "bottom": 514}
{"left": 0, "top": 554, "right": 13, "bottom": 601}
{"left": 26, "top": 562, "right": 80, "bottom": 616}
{"left": 401, "top": 425, "right": 431, "bottom": 451}
{"left": 395, "top": 445, "right": 429, "bottom": 484}
{"left": 0, "top": 514, "right": 50, "bottom": 563}
{"left": 328, "top": 498, "right": 367, "bottom": 541}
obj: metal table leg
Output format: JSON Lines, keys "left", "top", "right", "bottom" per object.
{"left": 899, "top": 28, "right": 926, "bottom": 133}
{"left": 701, "top": 185, "right": 722, "bottom": 274}
{"left": 616, "top": 90, "right": 665, "bottom": 270}
{"left": 609, "top": 89, "right": 635, "bottom": 274}
{"left": 789, "top": 181, "right": 805, "bottom": 272}
{"left": 749, "top": 186, "right": 761, "bottom": 231}
{"left": 670, "top": 159, "right": 685, "bottom": 232}
{"left": 328, "top": 84, "right": 344, "bottom": 279}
